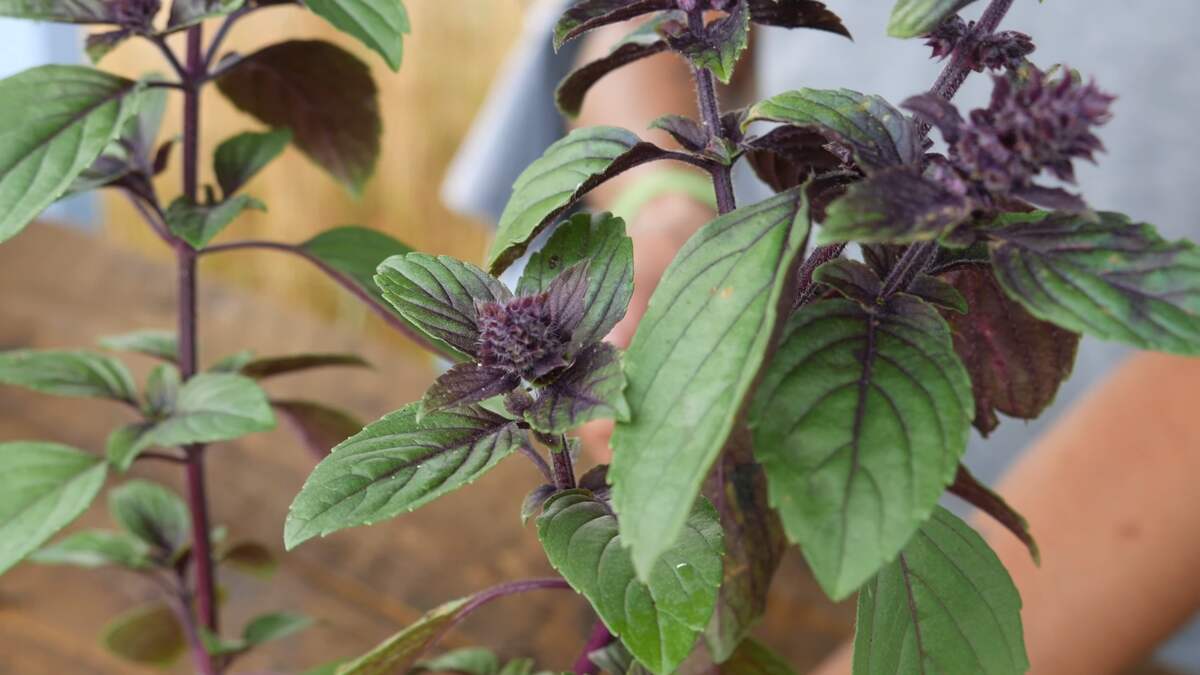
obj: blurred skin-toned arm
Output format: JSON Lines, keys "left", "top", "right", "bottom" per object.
{"left": 814, "top": 351, "right": 1200, "bottom": 675}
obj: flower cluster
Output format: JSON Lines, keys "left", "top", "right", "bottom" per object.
{"left": 905, "top": 68, "right": 1114, "bottom": 211}
{"left": 476, "top": 293, "right": 571, "bottom": 381}
{"left": 925, "top": 15, "right": 1035, "bottom": 73}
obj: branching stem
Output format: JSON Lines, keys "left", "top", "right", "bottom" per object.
{"left": 687, "top": 10, "right": 736, "bottom": 215}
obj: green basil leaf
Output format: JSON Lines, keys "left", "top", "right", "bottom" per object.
{"left": 853, "top": 507, "right": 1028, "bottom": 674}
{"left": 164, "top": 194, "right": 266, "bottom": 249}
{"left": 988, "top": 211, "right": 1200, "bottom": 355}
{"left": 285, "top": 404, "right": 522, "bottom": 549}
{"left": 609, "top": 188, "right": 809, "bottom": 579}
{"left": 243, "top": 611, "right": 313, "bottom": 645}
{"left": 214, "top": 128, "right": 292, "bottom": 198}
{"left": 415, "top": 647, "right": 500, "bottom": 675}
{"left": 0, "top": 65, "right": 141, "bottom": 242}
{"left": 0, "top": 349, "right": 137, "bottom": 404}
{"left": 31, "top": 529, "right": 154, "bottom": 570}
{"left": 167, "top": 0, "right": 243, "bottom": 30}
{"left": 98, "top": 329, "right": 178, "bottom": 363}
{"left": 306, "top": 0, "right": 410, "bottom": 71}
{"left": 109, "top": 480, "right": 190, "bottom": 555}
{"left": 301, "top": 225, "right": 414, "bottom": 315}
{"left": 718, "top": 638, "right": 796, "bottom": 674}
{"left": 887, "top": 0, "right": 979, "bottom": 39}
{"left": 749, "top": 296, "right": 972, "bottom": 599}
{"left": 0, "top": 0, "right": 126, "bottom": 22}
{"left": 335, "top": 595, "right": 472, "bottom": 674}
{"left": 538, "top": 490, "right": 723, "bottom": 675}
{"left": 0, "top": 441, "right": 107, "bottom": 575}
{"left": 101, "top": 602, "right": 185, "bottom": 667}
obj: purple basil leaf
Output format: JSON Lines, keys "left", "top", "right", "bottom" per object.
{"left": 84, "top": 29, "right": 131, "bottom": 64}
{"left": 239, "top": 353, "right": 369, "bottom": 380}
{"left": 744, "top": 88, "right": 922, "bottom": 172}
{"left": 577, "top": 464, "right": 610, "bottom": 496}
{"left": 742, "top": 125, "right": 861, "bottom": 218}
{"left": 1012, "top": 184, "right": 1088, "bottom": 213}
{"left": 421, "top": 363, "right": 520, "bottom": 418}
{"left": 811, "top": 258, "right": 882, "bottom": 306}
{"left": 488, "top": 126, "right": 673, "bottom": 274}
{"left": 861, "top": 243, "right": 905, "bottom": 279}
{"left": 902, "top": 92, "right": 965, "bottom": 142}
{"left": 272, "top": 399, "right": 365, "bottom": 460}
{"left": 524, "top": 342, "right": 629, "bottom": 434}
{"left": 376, "top": 253, "right": 511, "bottom": 361}
{"left": 553, "top": 0, "right": 676, "bottom": 52}
{"left": 940, "top": 264, "right": 1080, "bottom": 436}
{"left": 949, "top": 464, "right": 1039, "bottom": 563}
{"left": 747, "top": 0, "right": 849, "bottom": 38}
{"left": 649, "top": 114, "right": 708, "bottom": 153}
{"left": 216, "top": 40, "right": 380, "bottom": 195}
{"left": 545, "top": 261, "right": 591, "bottom": 342}
{"left": 517, "top": 212, "right": 634, "bottom": 345}
{"left": 556, "top": 15, "right": 674, "bottom": 118}
{"left": 213, "top": 128, "right": 293, "bottom": 198}
{"left": 820, "top": 165, "right": 971, "bottom": 244}
{"left": 701, "top": 431, "right": 785, "bottom": 662}
{"left": 665, "top": 0, "right": 750, "bottom": 84}
{"left": 521, "top": 484, "right": 556, "bottom": 525}
{"left": 908, "top": 274, "right": 968, "bottom": 314}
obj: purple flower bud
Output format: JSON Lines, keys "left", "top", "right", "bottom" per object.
{"left": 476, "top": 293, "right": 570, "bottom": 381}
{"left": 975, "top": 31, "right": 1035, "bottom": 72}
{"left": 925, "top": 15, "right": 968, "bottom": 61}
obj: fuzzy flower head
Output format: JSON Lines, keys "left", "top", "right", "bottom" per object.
{"left": 925, "top": 15, "right": 1034, "bottom": 73}
{"left": 476, "top": 293, "right": 571, "bottom": 381}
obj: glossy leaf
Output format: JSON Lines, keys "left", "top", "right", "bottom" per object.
{"left": 214, "top": 128, "right": 292, "bottom": 197}
{"left": 520, "top": 211, "right": 643, "bottom": 345}
{"left": 538, "top": 490, "right": 723, "bottom": 674}
{"left": 221, "top": 540, "right": 278, "bottom": 578}
{"left": 0, "top": 66, "right": 140, "bottom": 242}
{"left": 747, "top": 0, "right": 848, "bottom": 37}
{"left": 524, "top": 342, "right": 629, "bottom": 433}
{"left": 553, "top": 0, "right": 674, "bottom": 51}
{"left": 0, "top": 442, "right": 107, "bottom": 575}
{"left": 99, "top": 329, "right": 178, "bottom": 363}
{"left": 610, "top": 187, "right": 810, "bottom": 579}
{"left": 273, "top": 399, "right": 365, "bottom": 459}
{"left": 335, "top": 595, "right": 471, "bottom": 675}
{"left": 107, "top": 373, "right": 276, "bottom": 469}
{"left": 488, "top": 126, "right": 669, "bottom": 274}
{"left": 941, "top": 264, "right": 1079, "bottom": 435}
{"left": 306, "top": 0, "right": 410, "bottom": 70}
{"left": 301, "top": 225, "right": 413, "bottom": 315}
{"left": 217, "top": 40, "right": 380, "bottom": 195}
{"left": 820, "top": 166, "right": 970, "bottom": 244}
{"left": 376, "top": 253, "right": 510, "bottom": 360}
{"left": 240, "top": 352, "right": 369, "bottom": 379}
{"left": 102, "top": 602, "right": 185, "bottom": 667}
{"left": 0, "top": 349, "right": 137, "bottom": 404}
{"left": 988, "top": 211, "right": 1200, "bottom": 355}
{"left": 719, "top": 639, "right": 796, "bottom": 675}
{"left": 165, "top": 194, "right": 266, "bottom": 249}
{"left": 31, "top": 529, "right": 153, "bottom": 569}
{"left": 556, "top": 16, "right": 671, "bottom": 118}
{"left": 749, "top": 296, "right": 972, "bottom": 599}
{"left": 853, "top": 507, "right": 1028, "bottom": 674}
{"left": 109, "top": 480, "right": 190, "bottom": 555}
{"left": 285, "top": 404, "right": 522, "bottom": 549}
{"left": 667, "top": 0, "right": 750, "bottom": 84}
{"left": 743, "top": 89, "right": 921, "bottom": 172}
{"left": 887, "top": 0, "right": 979, "bottom": 39}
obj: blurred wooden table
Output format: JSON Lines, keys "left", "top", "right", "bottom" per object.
{"left": 0, "top": 226, "right": 1179, "bottom": 675}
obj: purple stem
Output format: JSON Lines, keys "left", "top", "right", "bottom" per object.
{"left": 519, "top": 444, "right": 554, "bottom": 483}
{"left": 551, "top": 434, "right": 576, "bottom": 491}
{"left": 794, "top": 242, "right": 846, "bottom": 307}
{"left": 199, "top": 239, "right": 443, "bottom": 354}
{"left": 687, "top": 10, "right": 736, "bottom": 215}
{"left": 573, "top": 620, "right": 615, "bottom": 674}
{"left": 169, "top": 587, "right": 216, "bottom": 675}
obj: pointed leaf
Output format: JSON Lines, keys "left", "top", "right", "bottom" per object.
{"left": 524, "top": 343, "right": 628, "bottom": 433}
{"left": 0, "top": 349, "right": 137, "bottom": 403}
{"left": 31, "top": 529, "right": 153, "bottom": 570}
{"left": 285, "top": 404, "right": 522, "bottom": 549}
{"left": 610, "top": 187, "right": 810, "bottom": 579}
{"left": 887, "top": 0, "right": 980, "bottom": 39}
{"left": 0, "top": 441, "right": 107, "bottom": 575}
{"left": 0, "top": 65, "right": 141, "bottom": 242}
{"left": 520, "top": 484, "right": 555, "bottom": 526}
{"left": 812, "top": 258, "right": 883, "bottom": 306}
{"left": 853, "top": 507, "right": 1028, "bottom": 674}
{"left": 376, "top": 253, "right": 511, "bottom": 360}
{"left": 487, "top": 126, "right": 670, "bottom": 274}
{"left": 987, "top": 211, "right": 1200, "bottom": 355}
{"left": 109, "top": 480, "right": 190, "bottom": 555}
{"left": 667, "top": 0, "right": 750, "bottom": 84}
{"left": 553, "top": 0, "right": 675, "bottom": 51}
{"left": 537, "top": 490, "right": 723, "bottom": 674}
{"left": 99, "top": 329, "right": 178, "bottom": 363}
{"left": 743, "top": 89, "right": 921, "bottom": 172}
{"left": 306, "top": 0, "right": 410, "bottom": 70}
{"left": 243, "top": 612, "right": 313, "bottom": 645}
{"left": 301, "top": 225, "right": 413, "bottom": 316}
{"left": 422, "top": 364, "right": 519, "bottom": 418}
{"left": 556, "top": 17, "right": 671, "bottom": 118}
{"left": 216, "top": 40, "right": 380, "bottom": 195}
{"left": 518, "top": 213, "right": 634, "bottom": 345}
{"left": 335, "top": 595, "right": 471, "bottom": 675}
{"left": 165, "top": 194, "right": 266, "bottom": 249}
{"left": 749, "top": 296, "right": 973, "bottom": 599}
{"left": 214, "top": 128, "right": 292, "bottom": 197}
{"left": 820, "top": 166, "right": 970, "bottom": 244}
{"left": 719, "top": 639, "right": 796, "bottom": 675}
{"left": 239, "top": 352, "right": 369, "bottom": 379}
{"left": 908, "top": 273, "right": 968, "bottom": 314}
{"left": 273, "top": 399, "right": 365, "bottom": 459}
{"left": 747, "top": 0, "right": 848, "bottom": 37}
{"left": 949, "top": 464, "right": 1038, "bottom": 564}
{"left": 102, "top": 602, "right": 186, "bottom": 667}
{"left": 940, "top": 264, "right": 1079, "bottom": 435}
{"left": 108, "top": 373, "right": 276, "bottom": 469}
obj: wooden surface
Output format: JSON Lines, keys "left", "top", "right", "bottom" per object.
{"left": 0, "top": 226, "right": 1180, "bottom": 675}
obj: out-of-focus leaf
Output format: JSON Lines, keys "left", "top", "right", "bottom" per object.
{"left": 747, "top": 0, "right": 848, "bottom": 37}
{"left": 109, "top": 480, "right": 190, "bottom": 556}
{"left": 31, "top": 529, "right": 153, "bottom": 569}
{"left": 214, "top": 128, "right": 292, "bottom": 197}
{"left": 415, "top": 647, "right": 500, "bottom": 675}
{"left": 887, "top": 0, "right": 979, "bottom": 38}
{"left": 719, "top": 638, "right": 796, "bottom": 674}
{"left": 0, "top": 349, "right": 137, "bottom": 404}
{"left": 273, "top": 399, "right": 365, "bottom": 459}
{"left": 164, "top": 195, "right": 266, "bottom": 249}
{"left": 821, "top": 166, "right": 971, "bottom": 244}
{"left": 306, "top": 0, "right": 410, "bottom": 70}
{"left": 553, "top": 0, "right": 675, "bottom": 51}
{"left": 101, "top": 602, "right": 185, "bottom": 667}
{"left": 239, "top": 353, "right": 368, "bottom": 380}
{"left": 99, "top": 330, "right": 178, "bottom": 363}
{"left": 556, "top": 15, "right": 672, "bottom": 118}
{"left": 335, "top": 595, "right": 471, "bottom": 674}
{"left": 221, "top": 540, "right": 278, "bottom": 578}
{"left": 167, "top": 0, "right": 243, "bottom": 30}
{"left": 243, "top": 612, "right": 313, "bottom": 645}
{"left": 301, "top": 225, "right": 414, "bottom": 317}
